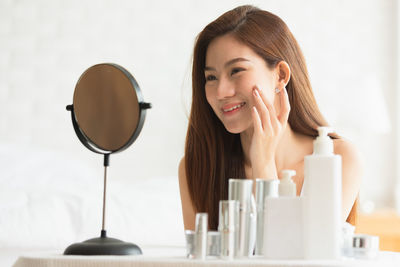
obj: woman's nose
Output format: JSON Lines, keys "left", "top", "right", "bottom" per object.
{"left": 216, "top": 78, "right": 235, "bottom": 99}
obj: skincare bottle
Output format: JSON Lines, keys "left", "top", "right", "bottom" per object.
{"left": 207, "top": 231, "right": 221, "bottom": 257}
{"left": 218, "top": 200, "right": 239, "bottom": 260}
{"left": 228, "top": 179, "right": 256, "bottom": 257}
{"left": 194, "top": 213, "right": 208, "bottom": 260}
{"left": 255, "top": 179, "right": 279, "bottom": 255}
{"left": 303, "top": 127, "right": 342, "bottom": 259}
{"left": 279, "top": 170, "right": 296, "bottom": 197}
{"left": 185, "top": 230, "right": 195, "bottom": 258}
{"left": 263, "top": 169, "right": 305, "bottom": 259}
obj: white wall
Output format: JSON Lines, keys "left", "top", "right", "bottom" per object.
{"left": 0, "top": 0, "right": 397, "bottom": 211}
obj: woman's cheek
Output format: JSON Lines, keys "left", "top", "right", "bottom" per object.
{"left": 235, "top": 74, "right": 255, "bottom": 93}
{"left": 205, "top": 87, "right": 214, "bottom": 105}
{"left": 274, "top": 99, "right": 281, "bottom": 115}
{"left": 205, "top": 87, "right": 219, "bottom": 114}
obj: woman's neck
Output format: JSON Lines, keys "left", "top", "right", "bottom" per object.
{"left": 240, "top": 125, "right": 310, "bottom": 178}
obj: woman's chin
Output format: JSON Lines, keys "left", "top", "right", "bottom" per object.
{"left": 223, "top": 123, "right": 246, "bottom": 134}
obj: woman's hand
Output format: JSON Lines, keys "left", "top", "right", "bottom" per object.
{"left": 249, "top": 86, "right": 290, "bottom": 179}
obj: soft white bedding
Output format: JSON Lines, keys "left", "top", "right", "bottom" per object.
{"left": 0, "top": 143, "right": 185, "bottom": 266}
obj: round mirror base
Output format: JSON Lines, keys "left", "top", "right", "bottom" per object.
{"left": 64, "top": 236, "right": 142, "bottom": 256}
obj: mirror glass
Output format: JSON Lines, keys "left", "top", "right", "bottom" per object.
{"left": 70, "top": 63, "right": 148, "bottom": 154}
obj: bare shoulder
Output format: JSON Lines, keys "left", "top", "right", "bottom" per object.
{"left": 333, "top": 138, "right": 363, "bottom": 220}
{"left": 333, "top": 138, "right": 362, "bottom": 165}
{"left": 333, "top": 138, "right": 363, "bottom": 182}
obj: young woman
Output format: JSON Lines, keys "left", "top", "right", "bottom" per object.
{"left": 179, "top": 5, "right": 362, "bottom": 230}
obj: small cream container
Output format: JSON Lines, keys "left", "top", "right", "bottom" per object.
{"left": 207, "top": 231, "right": 221, "bottom": 257}
{"left": 352, "top": 234, "right": 379, "bottom": 259}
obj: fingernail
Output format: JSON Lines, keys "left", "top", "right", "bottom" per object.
{"left": 253, "top": 88, "right": 259, "bottom": 97}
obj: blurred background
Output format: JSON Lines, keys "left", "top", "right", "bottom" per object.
{"left": 0, "top": 0, "right": 399, "bottom": 255}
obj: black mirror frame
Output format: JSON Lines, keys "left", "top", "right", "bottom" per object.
{"left": 66, "top": 63, "right": 151, "bottom": 155}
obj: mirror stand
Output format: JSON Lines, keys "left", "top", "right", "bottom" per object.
{"left": 64, "top": 154, "right": 142, "bottom": 255}
{"left": 63, "top": 63, "right": 150, "bottom": 256}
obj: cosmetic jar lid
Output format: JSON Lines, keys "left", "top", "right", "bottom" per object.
{"left": 352, "top": 234, "right": 379, "bottom": 250}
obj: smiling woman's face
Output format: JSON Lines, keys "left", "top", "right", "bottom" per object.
{"left": 204, "top": 34, "right": 278, "bottom": 134}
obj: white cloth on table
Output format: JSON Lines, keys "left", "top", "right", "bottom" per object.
{"left": 12, "top": 246, "right": 400, "bottom": 267}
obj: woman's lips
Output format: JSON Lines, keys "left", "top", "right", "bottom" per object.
{"left": 222, "top": 102, "right": 246, "bottom": 114}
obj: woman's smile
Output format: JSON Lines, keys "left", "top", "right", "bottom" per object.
{"left": 222, "top": 102, "right": 246, "bottom": 114}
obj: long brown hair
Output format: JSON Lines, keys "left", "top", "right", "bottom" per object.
{"left": 185, "top": 5, "right": 355, "bottom": 229}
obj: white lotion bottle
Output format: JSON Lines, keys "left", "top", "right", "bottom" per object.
{"left": 264, "top": 169, "right": 305, "bottom": 259}
{"left": 279, "top": 170, "right": 296, "bottom": 197}
{"left": 303, "top": 127, "right": 342, "bottom": 259}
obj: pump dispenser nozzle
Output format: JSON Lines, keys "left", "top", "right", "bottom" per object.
{"left": 317, "top": 127, "right": 333, "bottom": 137}
{"left": 279, "top": 170, "right": 296, "bottom": 197}
{"left": 314, "top": 126, "right": 334, "bottom": 155}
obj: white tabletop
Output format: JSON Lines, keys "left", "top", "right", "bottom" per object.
{"left": 12, "top": 246, "right": 400, "bottom": 267}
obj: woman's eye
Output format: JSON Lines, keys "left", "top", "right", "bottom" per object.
{"left": 205, "top": 75, "right": 217, "bottom": 81}
{"left": 231, "top": 68, "right": 244, "bottom": 76}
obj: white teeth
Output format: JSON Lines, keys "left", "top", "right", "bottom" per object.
{"left": 224, "top": 103, "right": 245, "bottom": 112}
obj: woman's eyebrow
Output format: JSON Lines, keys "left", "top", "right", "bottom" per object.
{"left": 224, "top": 57, "right": 250, "bottom": 67}
{"left": 204, "top": 57, "right": 250, "bottom": 71}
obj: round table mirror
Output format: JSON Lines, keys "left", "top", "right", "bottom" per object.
{"left": 65, "top": 63, "right": 151, "bottom": 256}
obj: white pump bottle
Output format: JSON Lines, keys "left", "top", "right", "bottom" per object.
{"left": 279, "top": 170, "right": 296, "bottom": 197}
{"left": 302, "top": 127, "right": 342, "bottom": 259}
